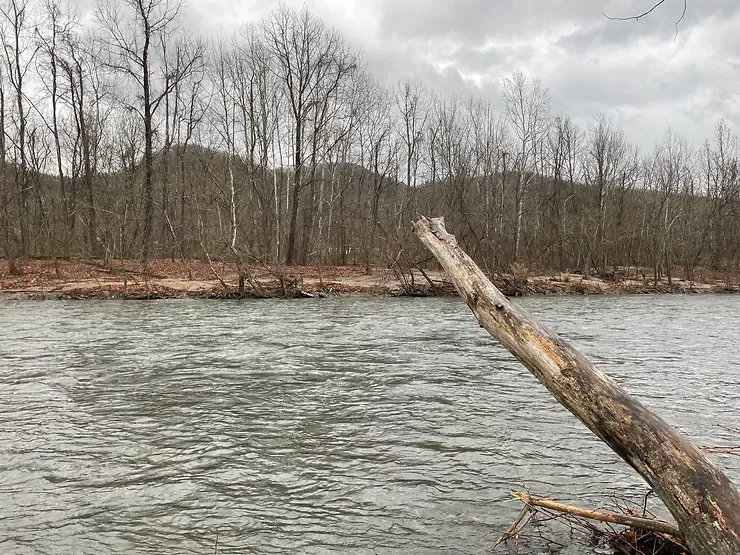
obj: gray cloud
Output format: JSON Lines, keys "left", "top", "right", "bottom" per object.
{"left": 71, "top": 0, "right": 740, "bottom": 150}
{"left": 373, "top": 0, "right": 707, "bottom": 43}
{"left": 364, "top": 0, "right": 740, "bottom": 149}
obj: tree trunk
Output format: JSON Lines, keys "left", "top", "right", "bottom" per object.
{"left": 78, "top": 63, "right": 96, "bottom": 258}
{"left": 13, "top": 16, "right": 28, "bottom": 256}
{"left": 413, "top": 215, "right": 740, "bottom": 555}
{"left": 285, "top": 122, "right": 302, "bottom": 266}
{"left": 49, "top": 36, "right": 70, "bottom": 257}
{"left": 513, "top": 173, "right": 523, "bottom": 263}
{"left": 0, "top": 79, "right": 8, "bottom": 258}
{"left": 141, "top": 24, "right": 153, "bottom": 267}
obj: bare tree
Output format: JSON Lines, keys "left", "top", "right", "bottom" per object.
{"left": 59, "top": 31, "right": 113, "bottom": 258}
{"left": 582, "top": 114, "right": 628, "bottom": 274}
{"left": 701, "top": 120, "right": 739, "bottom": 272}
{"left": 1, "top": 0, "right": 37, "bottom": 255}
{"left": 96, "top": 0, "right": 204, "bottom": 265}
{"left": 261, "top": 5, "right": 357, "bottom": 265}
{"left": 233, "top": 24, "right": 281, "bottom": 260}
{"left": 394, "top": 78, "right": 428, "bottom": 220}
{"left": 357, "top": 80, "right": 399, "bottom": 273}
{"left": 35, "top": 0, "right": 79, "bottom": 255}
{"left": 468, "top": 97, "right": 508, "bottom": 268}
{"left": 169, "top": 37, "right": 206, "bottom": 255}
{"left": 643, "top": 128, "right": 693, "bottom": 283}
{"left": 208, "top": 35, "right": 242, "bottom": 256}
{"left": 167, "top": 41, "right": 206, "bottom": 260}
{"left": 0, "top": 63, "right": 10, "bottom": 262}
{"left": 546, "top": 114, "right": 581, "bottom": 270}
{"left": 501, "top": 70, "right": 550, "bottom": 262}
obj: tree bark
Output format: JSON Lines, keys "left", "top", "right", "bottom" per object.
{"left": 141, "top": 20, "right": 153, "bottom": 266}
{"left": 285, "top": 123, "right": 302, "bottom": 266}
{"left": 412, "top": 215, "right": 740, "bottom": 555}
{"left": 0, "top": 74, "right": 8, "bottom": 258}
{"left": 77, "top": 63, "right": 96, "bottom": 258}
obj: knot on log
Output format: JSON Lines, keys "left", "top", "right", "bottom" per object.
{"left": 427, "top": 217, "right": 458, "bottom": 247}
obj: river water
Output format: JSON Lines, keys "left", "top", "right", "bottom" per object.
{"left": 0, "top": 295, "right": 738, "bottom": 554}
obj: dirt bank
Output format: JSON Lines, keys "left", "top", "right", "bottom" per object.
{"left": 0, "top": 258, "right": 738, "bottom": 300}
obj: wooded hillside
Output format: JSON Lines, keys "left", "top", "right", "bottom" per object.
{"left": 1, "top": 0, "right": 739, "bottom": 282}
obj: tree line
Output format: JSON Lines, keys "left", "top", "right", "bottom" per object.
{"left": 1, "top": 0, "right": 738, "bottom": 282}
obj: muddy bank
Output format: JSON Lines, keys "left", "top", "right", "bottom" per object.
{"left": 0, "top": 258, "right": 738, "bottom": 300}
{"left": 0, "top": 258, "right": 450, "bottom": 299}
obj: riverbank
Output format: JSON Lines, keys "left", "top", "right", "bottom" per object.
{"left": 1, "top": 258, "right": 738, "bottom": 299}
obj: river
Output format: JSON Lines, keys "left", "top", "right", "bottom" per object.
{"left": 1, "top": 295, "right": 738, "bottom": 554}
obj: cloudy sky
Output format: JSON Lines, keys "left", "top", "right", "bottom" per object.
{"left": 84, "top": 0, "right": 740, "bottom": 151}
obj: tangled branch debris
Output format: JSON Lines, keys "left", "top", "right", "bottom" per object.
{"left": 501, "top": 491, "right": 690, "bottom": 555}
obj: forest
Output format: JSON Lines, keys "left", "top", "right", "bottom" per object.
{"left": 1, "top": 0, "right": 739, "bottom": 284}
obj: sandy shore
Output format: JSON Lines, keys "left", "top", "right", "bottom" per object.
{"left": 1, "top": 258, "right": 738, "bottom": 300}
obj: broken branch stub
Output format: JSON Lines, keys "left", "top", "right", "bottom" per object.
{"left": 412, "top": 216, "right": 740, "bottom": 555}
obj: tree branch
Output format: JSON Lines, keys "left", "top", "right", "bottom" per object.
{"left": 513, "top": 492, "right": 683, "bottom": 538}
{"left": 604, "top": 0, "right": 688, "bottom": 38}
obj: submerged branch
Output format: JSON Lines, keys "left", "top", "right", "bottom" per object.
{"left": 513, "top": 491, "right": 682, "bottom": 538}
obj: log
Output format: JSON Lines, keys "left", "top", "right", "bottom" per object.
{"left": 513, "top": 491, "right": 683, "bottom": 538}
{"left": 412, "top": 216, "right": 740, "bottom": 555}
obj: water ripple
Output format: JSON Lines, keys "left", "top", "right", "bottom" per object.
{"left": 0, "top": 295, "right": 738, "bottom": 554}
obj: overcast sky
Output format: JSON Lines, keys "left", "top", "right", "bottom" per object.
{"left": 81, "top": 0, "right": 740, "bottom": 151}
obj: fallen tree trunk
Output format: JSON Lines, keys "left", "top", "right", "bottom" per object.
{"left": 412, "top": 216, "right": 740, "bottom": 555}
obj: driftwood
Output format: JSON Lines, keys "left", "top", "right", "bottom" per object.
{"left": 413, "top": 216, "right": 740, "bottom": 555}
{"left": 510, "top": 492, "right": 689, "bottom": 555}
{"left": 513, "top": 491, "right": 682, "bottom": 537}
